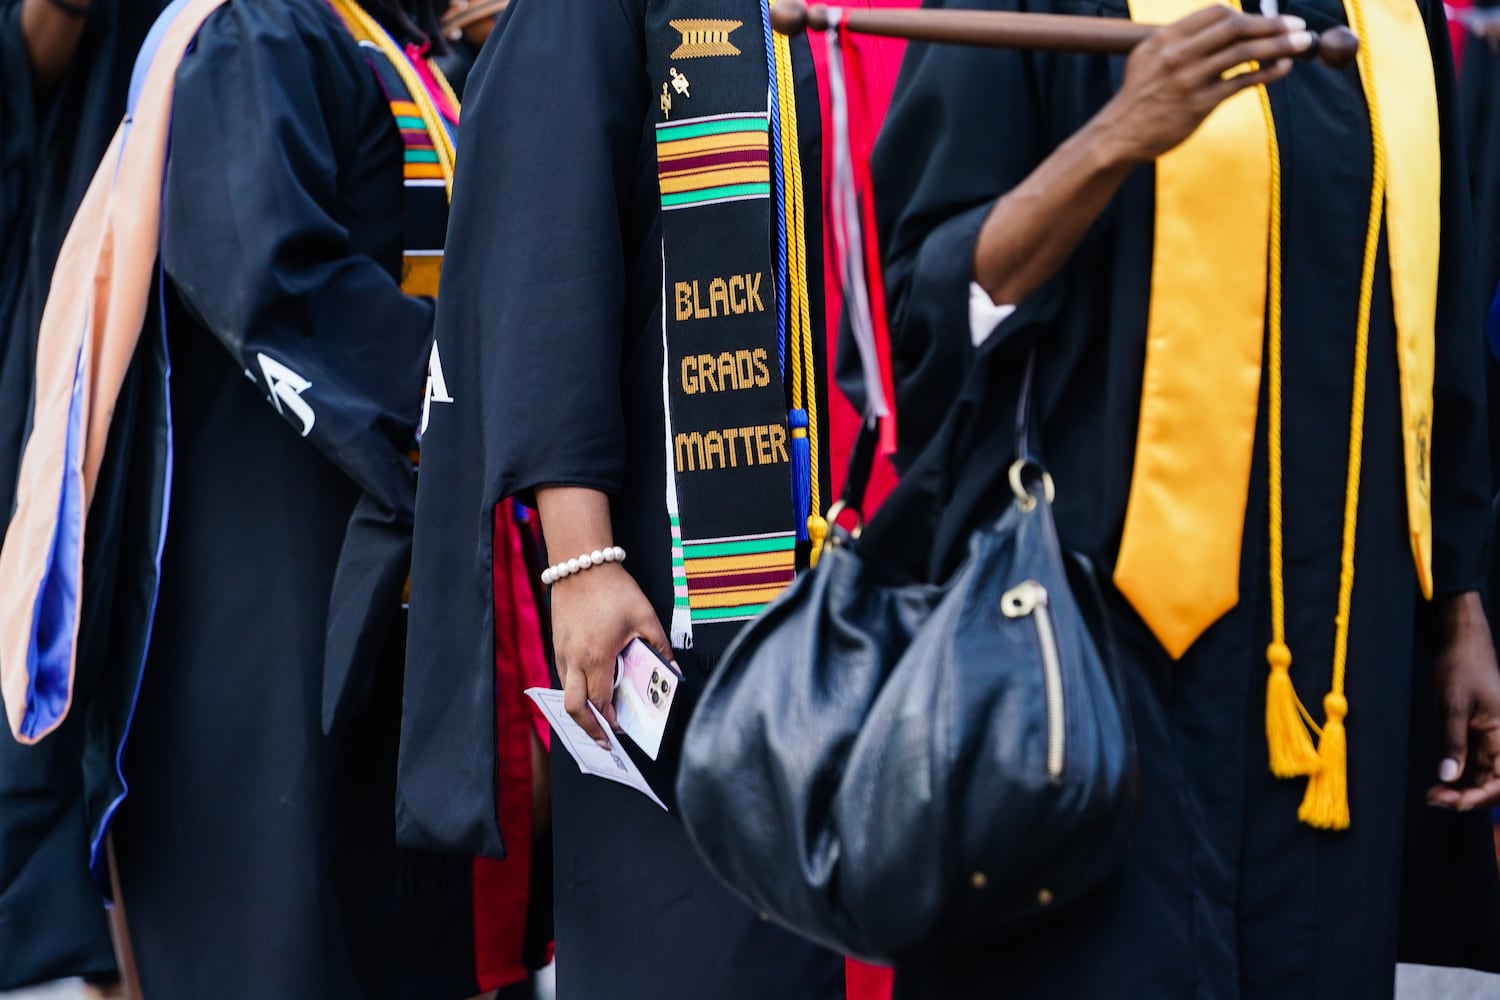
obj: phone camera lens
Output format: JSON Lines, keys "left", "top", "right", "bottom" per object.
{"left": 649, "top": 689, "right": 661, "bottom": 706}
{"left": 650, "top": 669, "right": 660, "bottom": 686}
{"left": 659, "top": 680, "right": 671, "bottom": 695}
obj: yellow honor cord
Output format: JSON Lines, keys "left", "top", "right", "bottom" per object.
{"left": 769, "top": 3, "right": 827, "bottom": 552}
{"left": 1264, "top": 0, "right": 1389, "bottom": 830}
{"left": 1260, "top": 82, "right": 1322, "bottom": 778}
{"left": 1293, "top": 0, "right": 1388, "bottom": 831}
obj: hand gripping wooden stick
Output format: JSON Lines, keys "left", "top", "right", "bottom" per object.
{"left": 769, "top": 0, "right": 1360, "bottom": 68}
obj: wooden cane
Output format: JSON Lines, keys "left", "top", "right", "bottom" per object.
{"left": 770, "top": 0, "right": 1359, "bottom": 67}
{"left": 105, "top": 834, "right": 144, "bottom": 1000}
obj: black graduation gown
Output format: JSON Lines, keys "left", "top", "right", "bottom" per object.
{"left": 1458, "top": 2, "right": 1500, "bottom": 476}
{"left": 92, "top": 2, "right": 472, "bottom": 996}
{"left": 864, "top": 0, "right": 1491, "bottom": 996}
{"left": 1398, "top": 0, "right": 1500, "bottom": 974}
{"left": 403, "top": 1, "right": 844, "bottom": 997}
{"left": 0, "top": 0, "right": 165, "bottom": 988}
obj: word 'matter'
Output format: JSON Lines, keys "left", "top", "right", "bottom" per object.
{"left": 674, "top": 424, "right": 789, "bottom": 472}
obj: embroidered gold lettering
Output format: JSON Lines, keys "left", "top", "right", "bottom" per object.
{"left": 737, "top": 425, "right": 757, "bottom": 465}
{"left": 672, "top": 275, "right": 767, "bottom": 321}
{"left": 675, "top": 431, "right": 704, "bottom": 472}
{"left": 709, "top": 278, "right": 731, "bottom": 317}
{"left": 704, "top": 430, "right": 727, "bottom": 470}
{"left": 755, "top": 425, "right": 772, "bottom": 465}
{"left": 672, "top": 423, "right": 791, "bottom": 472}
{"left": 752, "top": 347, "right": 769, "bottom": 386}
{"left": 697, "top": 353, "right": 719, "bottom": 392}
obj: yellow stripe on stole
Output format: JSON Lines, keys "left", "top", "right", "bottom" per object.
{"left": 688, "top": 585, "right": 790, "bottom": 610}
{"left": 657, "top": 132, "right": 771, "bottom": 158}
{"left": 402, "top": 256, "right": 442, "bottom": 298}
{"left": 684, "top": 552, "right": 796, "bottom": 575}
{"left": 657, "top": 166, "right": 770, "bottom": 194}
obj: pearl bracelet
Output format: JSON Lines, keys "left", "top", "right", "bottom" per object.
{"left": 541, "top": 546, "right": 626, "bottom": 586}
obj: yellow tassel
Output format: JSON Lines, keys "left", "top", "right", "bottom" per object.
{"left": 807, "top": 514, "right": 829, "bottom": 568}
{"left": 1298, "top": 692, "right": 1350, "bottom": 830}
{"left": 1265, "top": 642, "right": 1319, "bottom": 776}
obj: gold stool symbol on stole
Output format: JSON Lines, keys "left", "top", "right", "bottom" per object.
{"left": 668, "top": 18, "right": 743, "bottom": 58}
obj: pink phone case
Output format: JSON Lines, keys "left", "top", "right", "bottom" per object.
{"left": 617, "top": 639, "right": 678, "bottom": 719}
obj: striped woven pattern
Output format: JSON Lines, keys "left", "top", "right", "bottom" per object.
{"left": 680, "top": 531, "right": 796, "bottom": 623}
{"left": 655, "top": 113, "right": 770, "bottom": 210}
{"left": 392, "top": 99, "right": 444, "bottom": 181}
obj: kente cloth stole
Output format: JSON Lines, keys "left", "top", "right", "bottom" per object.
{"left": 647, "top": 0, "right": 820, "bottom": 655}
{"left": 326, "top": 0, "right": 458, "bottom": 301}
{"left": 1113, "top": 0, "right": 1439, "bottom": 829}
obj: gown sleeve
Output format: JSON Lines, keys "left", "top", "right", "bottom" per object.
{"left": 160, "top": 0, "right": 432, "bottom": 519}
{"left": 871, "top": 0, "right": 1056, "bottom": 464}
{"left": 438, "top": 0, "right": 648, "bottom": 503}
{"left": 1426, "top": 0, "right": 1491, "bottom": 595}
{"left": 398, "top": 0, "right": 650, "bottom": 857}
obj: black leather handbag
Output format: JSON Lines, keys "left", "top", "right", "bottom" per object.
{"left": 675, "top": 357, "right": 1139, "bottom": 963}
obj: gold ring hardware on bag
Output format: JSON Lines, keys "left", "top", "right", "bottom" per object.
{"left": 822, "top": 499, "right": 864, "bottom": 554}
{"left": 1008, "top": 460, "right": 1056, "bottom": 513}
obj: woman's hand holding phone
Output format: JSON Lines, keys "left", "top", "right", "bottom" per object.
{"left": 535, "top": 486, "right": 674, "bottom": 749}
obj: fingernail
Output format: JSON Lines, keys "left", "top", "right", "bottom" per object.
{"left": 1280, "top": 15, "right": 1307, "bottom": 30}
{"left": 1289, "top": 30, "right": 1314, "bottom": 50}
{"left": 595, "top": 737, "right": 612, "bottom": 750}
{"left": 1440, "top": 757, "right": 1461, "bottom": 783}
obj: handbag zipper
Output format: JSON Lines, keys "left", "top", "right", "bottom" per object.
{"left": 1001, "top": 580, "right": 1065, "bottom": 781}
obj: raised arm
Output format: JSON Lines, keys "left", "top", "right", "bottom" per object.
{"left": 973, "top": 6, "right": 1309, "bottom": 306}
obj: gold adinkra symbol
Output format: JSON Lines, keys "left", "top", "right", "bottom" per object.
{"left": 668, "top": 18, "right": 744, "bottom": 58}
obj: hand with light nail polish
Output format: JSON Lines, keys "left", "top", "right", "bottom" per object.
{"left": 1426, "top": 592, "right": 1500, "bottom": 812}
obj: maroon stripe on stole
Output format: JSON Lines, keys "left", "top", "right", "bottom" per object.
{"left": 689, "top": 567, "right": 795, "bottom": 591}
{"left": 659, "top": 148, "right": 769, "bottom": 174}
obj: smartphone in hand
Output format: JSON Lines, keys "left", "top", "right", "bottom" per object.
{"left": 613, "top": 638, "right": 681, "bottom": 760}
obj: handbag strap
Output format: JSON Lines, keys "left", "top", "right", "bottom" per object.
{"left": 834, "top": 348, "right": 1040, "bottom": 525}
